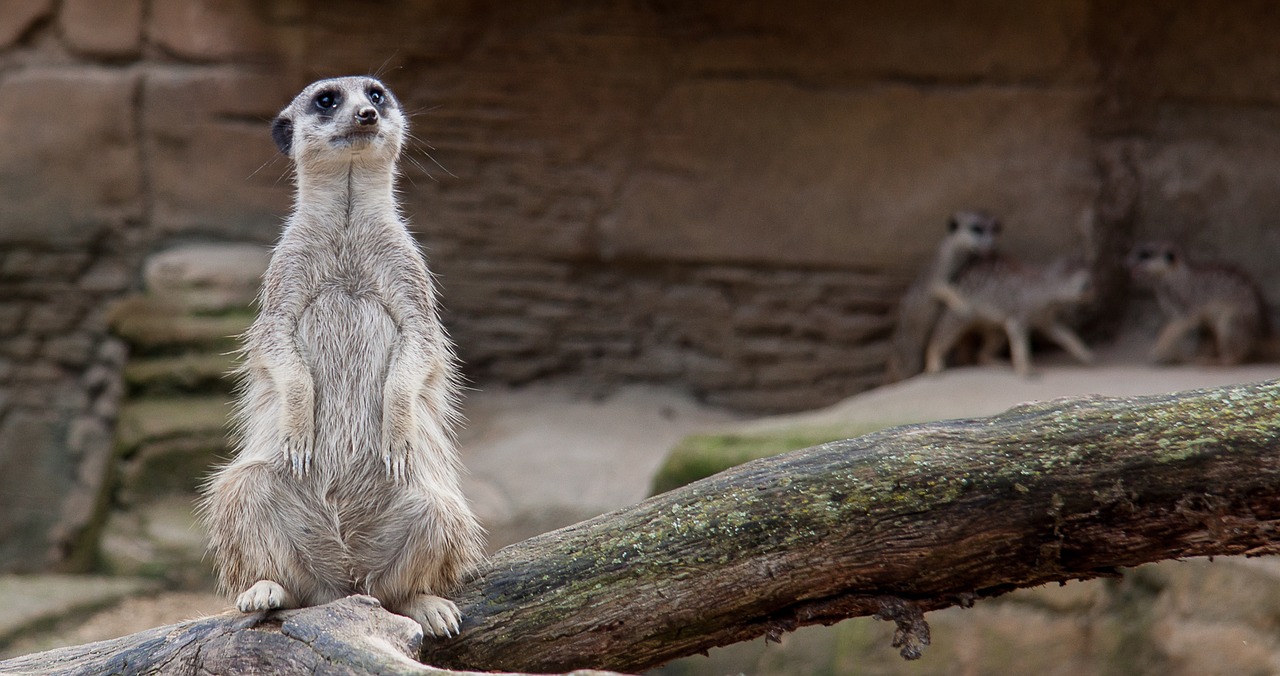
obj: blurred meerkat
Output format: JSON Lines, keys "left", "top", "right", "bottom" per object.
{"left": 924, "top": 257, "right": 1094, "bottom": 377}
{"left": 884, "top": 210, "right": 1001, "bottom": 382}
{"left": 200, "top": 76, "right": 485, "bottom": 638}
{"left": 1128, "top": 241, "right": 1268, "bottom": 365}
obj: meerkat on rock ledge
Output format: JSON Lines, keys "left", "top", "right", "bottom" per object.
{"left": 200, "top": 76, "right": 485, "bottom": 638}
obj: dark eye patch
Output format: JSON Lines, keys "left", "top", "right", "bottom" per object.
{"left": 368, "top": 87, "right": 385, "bottom": 106}
{"left": 313, "top": 90, "right": 340, "bottom": 114}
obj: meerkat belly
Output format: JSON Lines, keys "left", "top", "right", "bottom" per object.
{"left": 295, "top": 287, "right": 398, "bottom": 468}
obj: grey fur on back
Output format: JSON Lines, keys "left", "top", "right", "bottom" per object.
{"left": 925, "top": 255, "right": 1094, "bottom": 376}
{"left": 199, "top": 76, "right": 485, "bottom": 625}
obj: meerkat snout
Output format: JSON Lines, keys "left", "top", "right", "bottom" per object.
{"left": 355, "top": 107, "right": 378, "bottom": 125}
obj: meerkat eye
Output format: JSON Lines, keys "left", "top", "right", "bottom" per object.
{"left": 368, "top": 88, "right": 385, "bottom": 105}
{"left": 314, "top": 91, "right": 339, "bottom": 111}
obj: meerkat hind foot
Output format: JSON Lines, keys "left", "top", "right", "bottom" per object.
{"left": 236, "top": 579, "right": 295, "bottom": 612}
{"left": 404, "top": 593, "right": 462, "bottom": 638}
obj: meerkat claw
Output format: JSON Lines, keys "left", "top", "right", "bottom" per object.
{"left": 406, "top": 594, "right": 462, "bottom": 638}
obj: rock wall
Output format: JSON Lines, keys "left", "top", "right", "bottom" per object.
{"left": 4, "top": 0, "right": 1280, "bottom": 572}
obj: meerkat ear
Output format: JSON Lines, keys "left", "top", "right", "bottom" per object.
{"left": 947, "top": 216, "right": 959, "bottom": 233}
{"left": 271, "top": 116, "right": 293, "bottom": 156}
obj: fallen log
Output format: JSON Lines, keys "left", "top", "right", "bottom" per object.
{"left": 4, "top": 380, "right": 1279, "bottom": 675}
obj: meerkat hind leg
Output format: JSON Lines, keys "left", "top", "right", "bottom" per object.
{"left": 1043, "top": 322, "right": 1095, "bottom": 364}
{"left": 236, "top": 579, "right": 296, "bottom": 612}
{"left": 1150, "top": 316, "right": 1200, "bottom": 364}
{"left": 402, "top": 593, "right": 462, "bottom": 638}
{"left": 924, "top": 314, "right": 970, "bottom": 374}
{"left": 1003, "top": 319, "right": 1034, "bottom": 377}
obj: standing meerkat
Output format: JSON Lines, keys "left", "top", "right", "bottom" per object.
{"left": 1128, "top": 241, "right": 1269, "bottom": 365}
{"left": 200, "top": 76, "right": 484, "bottom": 638}
{"left": 924, "top": 257, "right": 1094, "bottom": 377}
{"left": 884, "top": 210, "right": 1001, "bottom": 382}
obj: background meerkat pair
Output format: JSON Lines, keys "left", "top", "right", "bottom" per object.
{"left": 888, "top": 213, "right": 1273, "bottom": 381}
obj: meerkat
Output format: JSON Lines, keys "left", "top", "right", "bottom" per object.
{"left": 199, "top": 76, "right": 485, "bottom": 638}
{"left": 1128, "top": 241, "right": 1268, "bottom": 365}
{"left": 884, "top": 210, "right": 1001, "bottom": 382}
{"left": 924, "top": 257, "right": 1094, "bottom": 377}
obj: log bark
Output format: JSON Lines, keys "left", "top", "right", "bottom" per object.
{"left": 5, "top": 380, "right": 1280, "bottom": 675}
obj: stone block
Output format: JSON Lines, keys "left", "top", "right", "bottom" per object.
{"left": 0, "top": 69, "right": 141, "bottom": 246}
{"left": 59, "top": 0, "right": 143, "bottom": 57}
{"left": 24, "top": 303, "right": 80, "bottom": 334}
{"left": 118, "top": 435, "right": 227, "bottom": 504}
{"left": 1141, "top": 1, "right": 1280, "bottom": 106}
{"left": 148, "top": 0, "right": 276, "bottom": 61}
{"left": 1, "top": 250, "right": 90, "bottom": 278}
{"left": 143, "top": 68, "right": 293, "bottom": 241}
{"left": 679, "top": 0, "right": 1092, "bottom": 85}
{"left": 0, "top": 410, "right": 66, "bottom": 571}
{"left": 607, "top": 82, "right": 1097, "bottom": 271}
{"left": 98, "top": 497, "right": 210, "bottom": 583}
{"left": 0, "top": 336, "right": 38, "bottom": 360}
{"left": 114, "top": 395, "right": 231, "bottom": 454}
{"left": 0, "top": 304, "right": 23, "bottom": 335}
{"left": 42, "top": 334, "right": 95, "bottom": 368}
{"left": 142, "top": 243, "right": 269, "bottom": 312}
{"left": 78, "top": 259, "right": 135, "bottom": 293}
{"left": 122, "top": 353, "right": 238, "bottom": 395}
{"left": 0, "top": 0, "right": 51, "bottom": 49}
{"left": 107, "top": 296, "right": 251, "bottom": 354}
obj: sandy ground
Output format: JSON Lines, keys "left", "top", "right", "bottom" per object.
{"left": 4, "top": 360, "right": 1279, "bottom": 658}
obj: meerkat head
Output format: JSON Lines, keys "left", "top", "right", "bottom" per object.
{"left": 946, "top": 210, "right": 1001, "bottom": 256}
{"left": 1127, "top": 241, "right": 1183, "bottom": 281}
{"left": 271, "top": 76, "right": 406, "bottom": 172}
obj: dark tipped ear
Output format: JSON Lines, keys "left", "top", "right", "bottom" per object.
{"left": 947, "top": 216, "right": 958, "bottom": 233}
{"left": 271, "top": 116, "right": 293, "bottom": 155}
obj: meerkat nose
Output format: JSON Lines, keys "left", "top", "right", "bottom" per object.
{"left": 355, "top": 107, "right": 378, "bottom": 126}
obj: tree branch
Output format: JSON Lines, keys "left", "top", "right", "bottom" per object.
{"left": 4, "top": 380, "right": 1279, "bottom": 675}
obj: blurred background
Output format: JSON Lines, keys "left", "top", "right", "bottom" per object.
{"left": 3, "top": 1, "right": 1280, "bottom": 673}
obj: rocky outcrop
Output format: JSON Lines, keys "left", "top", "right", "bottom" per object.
{"left": 97, "top": 244, "right": 266, "bottom": 582}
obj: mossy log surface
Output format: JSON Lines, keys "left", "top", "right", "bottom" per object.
{"left": 427, "top": 380, "right": 1280, "bottom": 672}
{"left": 4, "top": 381, "right": 1279, "bottom": 675}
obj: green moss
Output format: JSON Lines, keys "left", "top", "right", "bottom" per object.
{"left": 115, "top": 395, "right": 233, "bottom": 454}
{"left": 108, "top": 296, "right": 252, "bottom": 356}
{"left": 123, "top": 353, "right": 240, "bottom": 395}
{"left": 649, "top": 422, "right": 896, "bottom": 494}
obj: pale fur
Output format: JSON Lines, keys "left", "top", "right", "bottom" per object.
{"left": 925, "top": 257, "right": 1094, "bottom": 377}
{"left": 884, "top": 210, "right": 1001, "bottom": 382}
{"left": 1128, "top": 241, "right": 1268, "bottom": 365}
{"left": 199, "top": 76, "right": 484, "bottom": 638}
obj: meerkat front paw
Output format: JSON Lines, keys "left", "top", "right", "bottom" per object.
{"left": 404, "top": 594, "right": 462, "bottom": 638}
{"left": 236, "top": 579, "right": 295, "bottom": 612}
{"left": 282, "top": 388, "right": 315, "bottom": 477}
{"left": 381, "top": 397, "right": 413, "bottom": 482}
